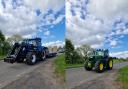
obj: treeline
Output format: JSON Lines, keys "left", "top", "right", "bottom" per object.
{"left": 0, "top": 30, "right": 23, "bottom": 56}
{"left": 65, "top": 39, "right": 93, "bottom": 64}
{"left": 0, "top": 31, "right": 11, "bottom": 56}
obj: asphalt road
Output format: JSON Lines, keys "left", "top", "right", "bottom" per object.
{"left": 66, "top": 62, "right": 128, "bottom": 89}
{"left": 0, "top": 56, "right": 63, "bottom": 89}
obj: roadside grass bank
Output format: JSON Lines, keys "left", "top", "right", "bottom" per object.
{"left": 0, "top": 55, "right": 5, "bottom": 60}
{"left": 117, "top": 65, "right": 128, "bottom": 89}
{"left": 66, "top": 63, "right": 84, "bottom": 69}
{"left": 113, "top": 59, "right": 128, "bottom": 64}
{"left": 54, "top": 54, "right": 65, "bottom": 81}
{"left": 66, "top": 59, "right": 128, "bottom": 69}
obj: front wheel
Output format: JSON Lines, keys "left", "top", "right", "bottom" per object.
{"left": 26, "top": 52, "right": 37, "bottom": 65}
{"left": 84, "top": 60, "right": 92, "bottom": 71}
{"left": 95, "top": 61, "right": 104, "bottom": 73}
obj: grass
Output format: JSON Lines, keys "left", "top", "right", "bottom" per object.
{"left": 66, "top": 59, "right": 128, "bottom": 69}
{"left": 117, "top": 66, "right": 128, "bottom": 89}
{"left": 0, "top": 55, "right": 5, "bottom": 60}
{"left": 66, "top": 63, "right": 84, "bottom": 69}
{"left": 113, "top": 59, "right": 128, "bottom": 64}
{"left": 54, "top": 54, "right": 65, "bottom": 80}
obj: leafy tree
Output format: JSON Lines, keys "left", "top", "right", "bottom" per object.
{"left": 0, "top": 30, "right": 11, "bottom": 56}
{"left": 7, "top": 34, "right": 23, "bottom": 45}
{"left": 0, "top": 30, "right": 5, "bottom": 42}
{"left": 65, "top": 39, "right": 74, "bottom": 64}
{"left": 76, "top": 44, "right": 93, "bottom": 60}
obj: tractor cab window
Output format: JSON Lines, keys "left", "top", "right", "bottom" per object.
{"left": 29, "top": 41, "right": 37, "bottom": 46}
{"left": 96, "top": 51, "right": 104, "bottom": 56}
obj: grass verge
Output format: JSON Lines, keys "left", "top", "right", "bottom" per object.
{"left": 113, "top": 59, "right": 128, "bottom": 64}
{"left": 66, "top": 63, "right": 84, "bottom": 69}
{"left": 66, "top": 59, "right": 128, "bottom": 69}
{"left": 54, "top": 54, "right": 65, "bottom": 81}
{"left": 117, "top": 66, "right": 128, "bottom": 89}
{"left": 0, "top": 55, "right": 5, "bottom": 60}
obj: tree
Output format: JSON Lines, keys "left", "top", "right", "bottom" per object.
{"left": 7, "top": 34, "right": 23, "bottom": 45}
{"left": 65, "top": 39, "right": 75, "bottom": 64}
{"left": 76, "top": 44, "right": 93, "bottom": 60}
{"left": 0, "top": 30, "right": 11, "bottom": 55}
{"left": 0, "top": 30, "right": 5, "bottom": 42}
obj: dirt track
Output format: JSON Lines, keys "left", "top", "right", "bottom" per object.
{"left": 66, "top": 62, "right": 128, "bottom": 89}
{"left": 0, "top": 57, "right": 64, "bottom": 89}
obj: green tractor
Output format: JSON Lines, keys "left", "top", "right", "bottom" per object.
{"left": 84, "top": 49, "right": 113, "bottom": 73}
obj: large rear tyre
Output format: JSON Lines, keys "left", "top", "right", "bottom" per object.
{"left": 95, "top": 61, "right": 104, "bottom": 73}
{"left": 106, "top": 59, "right": 113, "bottom": 70}
{"left": 26, "top": 52, "right": 37, "bottom": 65}
{"left": 84, "top": 60, "right": 92, "bottom": 71}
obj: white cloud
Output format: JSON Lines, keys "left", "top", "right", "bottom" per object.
{"left": 66, "top": 0, "right": 128, "bottom": 48}
{"left": 110, "top": 51, "right": 128, "bottom": 59}
{"left": 44, "top": 30, "right": 50, "bottom": 36}
{"left": 110, "top": 40, "right": 117, "bottom": 47}
{"left": 24, "top": 0, "right": 64, "bottom": 12}
{"left": 42, "top": 40, "right": 65, "bottom": 47}
{"left": 0, "top": 0, "right": 64, "bottom": 38}
{"left": 87, "top": 0, "right": 128, "bottom": 21}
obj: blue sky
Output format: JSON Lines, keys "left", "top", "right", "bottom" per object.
{"left": 66, "top": 0, "right": 128, "bottom": 58}
{"left": 0, "top": 0, "right": 65, "bottom": 47}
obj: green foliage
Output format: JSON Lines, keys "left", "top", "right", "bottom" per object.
{"left": 65, "top": 39, "right": 92, "bottom": 64}
{"left": 65, "top": 39, "right": 74, "bottom": 64}
{"left": 76, "top": 45, "right": 93, "bottom": 60}
{"left": 0, "top": 30, "right": 5, "bottom": 42}
{"left": 7, "top": 34, "right": 23, "bottom": 45}
{"left": 0, "top": 30, "right": 11, "bottom": 56}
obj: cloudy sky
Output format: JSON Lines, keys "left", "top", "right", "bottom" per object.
{"left": 66, "top": 0, "right": 128, "bottom": 58}
{"left": 0, "top": 0, "right": 65, "bottom": 47}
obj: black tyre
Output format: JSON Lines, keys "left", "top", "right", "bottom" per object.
{"left": 26, "top": 52, "right": 37, "bottom": 65}
{"left": 95, "top": 61, "right": 104, "bottom": 73}
{"left": 41, "top": 50, "right": 46, "bottom": 61}
{"left": 106, "top": 59, "right": 113, "bottom": 70}
{"left": 84, "top": 60, "right": 92, "bottom": 71}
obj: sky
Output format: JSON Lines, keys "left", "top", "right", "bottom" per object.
{"left": 66, "top": 0, "right": 128, "bottom": 58}
{"left": 0, "top": 0, "right": 65, "bottom": 47}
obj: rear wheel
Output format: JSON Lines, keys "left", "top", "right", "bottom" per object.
{"left": 95, "top": 61, "right": 104, "bottom": 73}
{"left": 84, "top": 60, "right": 92, "bottom": 71}
{"left": 106, "top": 59, "right": 113, "bottom": 70}
{"left": 26, "top": 52, "right": 37, "bottom": 65}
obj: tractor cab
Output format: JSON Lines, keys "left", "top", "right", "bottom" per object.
{"left": 87, "top": 49, "right": 109, "bottom": 60}
{"left": 22, "top": 38, "right": 41, "bottom": 47}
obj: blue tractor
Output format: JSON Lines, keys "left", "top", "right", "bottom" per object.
{"left": 4, "top": 38, "right": 53, "bottom": 65}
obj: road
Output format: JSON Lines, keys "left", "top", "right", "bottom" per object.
{"left": 66, "top": 62, "right": 128, "bottom": 89}
{"left": 0, "top": 57, "right": 64, "bottom": 89}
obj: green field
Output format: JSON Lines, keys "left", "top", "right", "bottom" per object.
{"left": 54, "top": 54, "right": 65, "bottom": 80}
{"left": 117, "top": 66, "right": 128, "bottom": 89}
{"left": 66, "top": 59, "right": 128, "bottom": 69}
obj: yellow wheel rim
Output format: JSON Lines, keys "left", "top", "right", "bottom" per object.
{"left": 109, "top": 60, "right": 113, "bottom": 68}
{"left": 100, "top": 63, "right": 103, "bottom": 70}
